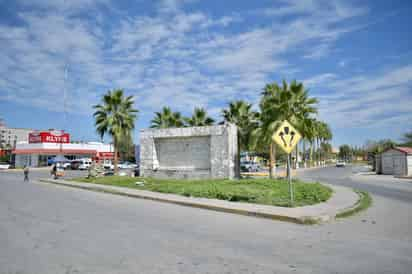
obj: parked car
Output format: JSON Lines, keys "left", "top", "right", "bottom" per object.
{"left": 71, "top": 158, "right": 92, "bottom": 170}
{"left": 103, "top": 162, "right": 114, "bottom": 170}
{"left": 118, "top": 161, "right": 138, "bottom": 169}
{"left": 62, "top": 161, "right": 72, "bottom": 169}
{"left": 70, "top": 160, "right": 82, "bottom": 170}
{"left": 0, "top": 162, "right": 10, "bottom": 169}
{"left": 240, "top": 161, "right": 260, "bottom": 172}
{"left": 336, "top": 160, "right": 346, "bottom": 167}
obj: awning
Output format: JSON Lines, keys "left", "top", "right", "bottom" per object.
{"left": 12, "top": 149, "right": 97, "bottom": 155}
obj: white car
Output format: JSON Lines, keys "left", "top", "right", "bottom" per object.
{"left": 118, "top": 162, "right": 138, "bottom": 169}
{"left": 0, "top": 162, "right": 10, "bottom": 169}
{"left": 103, "top": 163, "right": 114, "bottom": 170}
{"left": 77, "top": 158, "right": 92, "bottom": 170}
{"left": 241, "top": 161, "right": 260, "bottom": 172}
{"left": 336, "top": 160, "right": 346, "bottom": 167}
{"left": 62, "top": 162, "right": 72, "bottom": 169}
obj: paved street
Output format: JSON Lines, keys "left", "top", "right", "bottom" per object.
{"left": 1, "top": 167, "right": 412, "bottom": 274}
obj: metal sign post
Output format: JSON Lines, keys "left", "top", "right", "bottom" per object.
{"left": 272, "top": 120, "right": 301, "bottom": 206}
{"left": 287, "top": 153, "right": 293, "bottom": 205}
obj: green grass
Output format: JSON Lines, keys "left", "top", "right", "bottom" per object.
{"left": 71, "top": 176, "right": 332, "bottom": 208}
{"left": 336, "top": 190, "right": 372, "bottom": 218}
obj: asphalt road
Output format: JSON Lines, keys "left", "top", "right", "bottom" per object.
{"left": 1, "top": 167, "right": 411, "bottom": 274}
{"left": 296, "top": 165, "right": 412, "bottom": 204}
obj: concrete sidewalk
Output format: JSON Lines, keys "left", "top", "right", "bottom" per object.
{"left": 38, "top": 178, "right": 359, "bottom": 224}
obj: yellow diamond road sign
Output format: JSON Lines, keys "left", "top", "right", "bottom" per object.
{"left": 272, "top": 120, "right": 302, "bottom": 154}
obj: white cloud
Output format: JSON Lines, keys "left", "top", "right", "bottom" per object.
{"left": 314, "top": 65, "right": 412, "bottom": 128}
{"left": 1, "top": 0, "right": 409, "bottom": 140}
{"left": 16, "top": 0, "right": 109, "bottom": 14}
{"left": 303, "top": 73, "right": 337, "bottom": 87}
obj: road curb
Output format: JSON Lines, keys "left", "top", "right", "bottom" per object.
{"left": 335, "top": 191, "right": 362, "bottom": 215}
{"left": 38, "top": 179, "right": 352, "bottom": 225}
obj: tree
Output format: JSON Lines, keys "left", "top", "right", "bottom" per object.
{"left": 184, "top": 107, "right": 215, "bottom": 126}
{"left": 338, "top": 145, "right": 351, "bottom": 161}
{"left": 150, "top": 107, "right": 184, "bottom": 128}
{"left": 222, "top": 100, "right": 259, "bottom": 177}
{"left": 313, "top": 121, "right": 332, "bottom": 166}
{"left": 93, "top": 89, "right": 138, "bottom": 174}
{"left": 117, "top": 133, "right": 135, "bottom": 162}
{"left": 296, "top": 116, "right": 316, "bottom": 168}
{"left": 401, "top": 131, "right": 412, "bottom": 147}
{"left": 251, "top": 80, "right": 318, "bottom": 178}
{"left": 365, "top": 139, "right": 396, "bottom": 154}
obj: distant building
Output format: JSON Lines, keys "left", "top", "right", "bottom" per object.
{"left": 0, "top": 124, "right": 34, "bottom": 149}
{"left": 381, "top": 147, "right": 412, "bottom": 177}
{"left": 13, "top": 130, "right": 115, "bottom": 167}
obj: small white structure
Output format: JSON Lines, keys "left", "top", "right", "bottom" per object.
{"left": 381, "top": 147, "right": 412, "bottom": 177}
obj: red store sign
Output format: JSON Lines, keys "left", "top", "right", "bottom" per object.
{"left": 29, "top": 131, "right": 70, "bottom": 144}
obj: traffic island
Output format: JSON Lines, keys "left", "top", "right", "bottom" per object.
{"left": 38, "top": 177, "right": 360, "bottom": 224}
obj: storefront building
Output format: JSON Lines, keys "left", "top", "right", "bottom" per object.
{"left": 12, "top": 131, "right": 114, "bottom": 167}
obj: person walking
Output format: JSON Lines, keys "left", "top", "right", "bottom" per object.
{"left": 23, "top": 165, "right": 29, "bottom": 182}
{"left": 51, "top": 164, "right": 57, "bottom": 179}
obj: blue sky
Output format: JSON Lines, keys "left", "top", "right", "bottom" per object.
{"left": 0, "top": 0, "right": 411, "bottom": 147}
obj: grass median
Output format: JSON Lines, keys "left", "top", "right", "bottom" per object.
{"left": 70, "top": 176, "right": 332, "bottom": 208}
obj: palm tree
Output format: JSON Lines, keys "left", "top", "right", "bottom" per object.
{"left": 184, "top": 107, "right": 215, "bottom": 126}
{"left": 251, "top": 83, "right": 283, "bottom": 178}
{"left": 319, "top": 122, "right": 332, "bottom": 164}
{"left": 93, "top": 89, "right": 138, "bottom": 174}
{"left": 251, "top": 80, "right": 318, "bottom": 178}
{"left": 150, "top": 107, "right": 184, "bottom": 128}
{"left": 312, "top": 121, "right": 332, "bottom": 166}
{"left": 222, "top": 100, "right": 259, "bottom": 177}
{"left": 296, "top": 116, "right": 316, "bottom": 168}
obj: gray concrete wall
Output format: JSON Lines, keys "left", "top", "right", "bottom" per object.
{"left": 140, "top": 124, "right": 238, "bottom": 179}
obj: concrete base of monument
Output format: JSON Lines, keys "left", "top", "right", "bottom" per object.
{"left": 38, "top": 178, "right": 360, "bottom": 225}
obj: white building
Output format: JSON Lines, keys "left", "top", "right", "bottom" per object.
{"left": 0, "top": 125, "right": 34, "bottom": 149}
{"left": 12, "top": 131, "right": 114, "bottom": 167}
{"left": 381, "top": 147, "right": 412, "bottom": 177}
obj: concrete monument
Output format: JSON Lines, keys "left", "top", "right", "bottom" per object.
{"left": 140, "top": 124, "right": 238, "bottom": 179}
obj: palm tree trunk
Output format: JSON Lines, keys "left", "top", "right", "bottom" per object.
{"left": 309, "top": 141, "right": 313, "bottom": 167}
{"left": 295, "top": 142, "right": 299, "bottom": 169}
{"left": 113, "top": 138, "right": 118, "bottom": 174}
{"left": 272, "top": 144, "right": 276, "bottom": 176}
{"left": 320, "top": 139, "right": 324, "bottom": 166}
{"left": 317, "top": 138, "right": 321, "bottom": 166}
{"left": 269, "top": 143, "right": 274, "bottom": 179}
{"left": 236, "top": 133, "right": 241, "bottom": 179}
{"left": 303, "top": 139, "right": 306, "bottom": 168}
